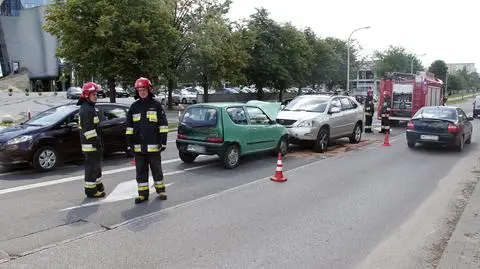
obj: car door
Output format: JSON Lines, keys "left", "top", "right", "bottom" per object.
{"left": 245, "top": 106, "right": 277, "bottom": 151}
{"left": 98, "top": 105, "right": 128, "bottom": 153}
{"left": 339, "top": 97, "right": 356, "bottom": 135}
{"left": 225, "top": 106, "right": 252, "bottom": 153}
{"left": 327, "top": 98, "right": 344, "bottom": 138}
{"left": 52, "top": 111, "right": 81, "bottom": 159}
{"left": 457, "top": 108, "right": 473, "bottom": 139}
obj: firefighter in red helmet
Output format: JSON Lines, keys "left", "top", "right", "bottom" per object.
{"left": 77, "top": 82, "right": 105, "bottom": 198}
{"left": 126, "top": 77, "right": 169, "bottom": 204}
{"left": 364, "top": 87, "right": 375, "bottom": 133}
{"left": 380, "top": 91, "right": 392, "bottom": 134}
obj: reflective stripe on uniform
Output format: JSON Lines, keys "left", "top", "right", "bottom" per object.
{"left": 154, "top": 181, "right": 165, "bottom": 189}
{"left": 96, "top": 178, "right": 102, "bottom": 184}
{"left": 125, "top": 127, "right": 133, "bottom": 135}
{"left": 381, "top": 126, "right": 390, "bottom": 130}
{"left": 159, "top": 125, "right": 169, "bottom": 133}
{"left": 365, "top": 125, "right": 372, "bottom": 128}
{"left": 133, "top": 113, "right": 141, "bottom": 122}
{"left": 85, "top": 182, "right": 97, "bottom": 189}
{"left": 147, "top": 145, "right": 159, "bottom": 152}
{"left": 84, "top": 129, "right": 97, "bottom": 139}
{"left": 138, "top": 182, "right": 149, "bottom": 191}
{"left": 147, "top": 111, "right": 157, "bottom": 122}
{"left": 134, "top": 145, "right": 141, "bottom": 152}
{"left": 82, "top": 144, "right": 97, "bottom": 152}
{"left": 365, "top": 113, "right": 372, "bottom": 116}
{"left": 93, "top": 116, "right": 99, "bottom": 124}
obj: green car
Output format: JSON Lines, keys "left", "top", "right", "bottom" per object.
{"left": 176, "top": 101, "right": 289, "bottom": 169}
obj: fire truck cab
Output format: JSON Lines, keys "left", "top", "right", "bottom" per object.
{"left": 377, "top": 72, "right": 444, "bottom": 122}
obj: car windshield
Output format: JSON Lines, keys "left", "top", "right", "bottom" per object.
{"left": 24, "top": 106, "right": 77, "bottom": 126}
{"left": 283, "top": 96, "right": 329, "bottom": 112}
{"left": 181, "top": 107, "right": 218, "bottom": 127}
{"left": 413, "top": 107, "right": 457, "bottom": 120}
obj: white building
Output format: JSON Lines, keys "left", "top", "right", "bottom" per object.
{"left": 446, "top": 63, "right": 476, "bottom": 75}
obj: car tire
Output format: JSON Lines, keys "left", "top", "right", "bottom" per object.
{"left": 221, "top": 144, "right": 240, "bottom": 169}
{"left": 456, "top": 135, "right": 464, "bottom": 152}
{"left": 161, "top": 99, "right": 166, "bottom": 105}
{"left": 276, "top": 135, "right": 289, "bottom": 156}
{"left": 182, "top": 98, "right": 187, "bottom": 104}
{"left": 179, "top": 151, "right": 198, "bottom": 163}
{"left": 313, "top": 127, "right": 329, "bottom": 153}
{"left": 349, "top": 123, "right": 362, "bottom": 144}
{"left": 466, "top": 134, "right": 472, "bottom": 144}
{"left": 407, "top": 140, "right": 415, "bottom": 148}
{"left": 32, "top": 146, "right": 59, "bottom": 172}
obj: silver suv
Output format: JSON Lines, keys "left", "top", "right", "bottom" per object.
{"left": 276, "top": 95, "right": 364, "bottom": 152}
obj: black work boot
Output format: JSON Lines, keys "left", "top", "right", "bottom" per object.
{"left": 96, "top": 182, "right": 105, "bottom": 192}
{"left": 157, "top": 192, "right": 167, "bottom": 200}
{"left": 85, "top": 189, "right": 106, "bottom": 198}
{"left": 134, "top": 195, "right": 149, "bottom": 204}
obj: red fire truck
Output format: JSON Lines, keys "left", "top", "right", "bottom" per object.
{"left": 377, "top": 72, "right": 444, "bottom": 122}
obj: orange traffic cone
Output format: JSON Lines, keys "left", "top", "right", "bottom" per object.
{"left": 271, "top": 153, "right": 287, "bottom": 182}
{"left": 382, "top": 131, "right": 391, "bottom": 147}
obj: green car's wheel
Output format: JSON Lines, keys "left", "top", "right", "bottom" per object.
{"left": 276, "top": 135, "right": 289, "bottom": 156}
{"left": 221, "top": 144, "right": 240, "bottom": 169}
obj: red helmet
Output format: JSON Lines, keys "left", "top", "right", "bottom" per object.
{"left": 134, "top": 77, "right": 152, "bottom": 91}
{"left": 367, "top": 88, "right": 373, "bottom": 95}
{"left": 81, "top": 82, "right": 100, "bottom": 98}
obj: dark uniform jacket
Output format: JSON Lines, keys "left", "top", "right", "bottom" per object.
{"left": 364, "top": 96, "right": 375, "bottom": 116}
{"left": 125, "top": 95, "right": 168, "bottom": 154}
{"left": 78, "top": 99, "right": 102, "bottom": 152}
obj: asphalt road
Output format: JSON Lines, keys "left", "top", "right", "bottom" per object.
{"left": 0, "top": 99, "right": 477, "bottom": 268}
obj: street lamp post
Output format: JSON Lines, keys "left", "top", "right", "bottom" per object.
{"left": 347, "top": 26, "right": 370, "bottom": 94}
{"left": 410, "top": 53, "right": 426, "bottom": 74}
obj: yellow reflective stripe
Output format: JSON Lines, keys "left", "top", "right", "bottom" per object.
{"left": 85, "top": 182, "right": 97, "bottom": 188}
{"left": 147, "top": 145, "right": 159, "bottom": 152}
{"left": 154, "top": 182, "right": 165, "bottom": 189}
{"left": 138, "top": 182, "right": 149, "bottom": 191}
{"left": 125, "top": 127, "right": 133, "bottom": 135}
{"left": 134, "top": 145, "right": 141, "bottom": 152}
{"left": 133, "top": 113, "right": 141, "bottom": 122}
{"left": 81, "top": 144, "right": 97, "bottom": 152}
{"left": 159, "top": 125, "right": 169, "bottom": 133}
{"left": 84, "top": 129, "right": 97, "bottom": 139}
{"left": 93, "top": 116, "right": 99, "bottom": 124}
{"left": 147, "top": 111, "right": 158, "bottom": 122}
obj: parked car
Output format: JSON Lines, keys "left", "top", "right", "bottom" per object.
{"left": 0, "top": 103, "right": 131, "bottom": 172}
{"left": 173, "top": 89, "right": 197, "bottom": 104}
{"left": 406, "top": 106, "right": 473, "bottom": 151}
{"left": 473, "top": 95, "right": 480, "bottom": 118}
{"left": 276, "top": 94, "right": 364, "bottom": 153}
{"left": 176, "top": 101, "right": 289, "bottom": 169}
{"left": 66, "top": 87, "right": 82, "bottom": 99}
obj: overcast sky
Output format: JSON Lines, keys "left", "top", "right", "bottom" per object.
{"left": 229, "top": 0, "right": 478, "bottom": 71}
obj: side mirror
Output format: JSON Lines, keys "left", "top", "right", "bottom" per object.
{"left": 280, "top": 105, "right": 286, "bottom": 110}
{"left": 329, "top": 107, "right": 341, "bottom": 114}
{"left": 269, "top": 119, "right": 276, "bottom": 125}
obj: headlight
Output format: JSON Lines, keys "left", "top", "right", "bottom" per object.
{"left": 6, "top": 135, "right": 33, "bottom": 145}
{"left": 297, "top": 120, "right": 313, "bottom": 128}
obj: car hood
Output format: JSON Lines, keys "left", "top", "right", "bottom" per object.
{"left": 246, "top": 100, "right": 282, "bottom": 121}
{"left": 276, "top": 110, "right": 325, "bottom": 122}
{"left": 0, "top": 124, "right": 45, "bottom": 143}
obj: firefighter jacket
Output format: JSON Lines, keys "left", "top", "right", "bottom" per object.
{"left": 381, "top": 100, "right": 391, "bottom": 117}
{"left": 125, "top": 96, "right": 168, "bottom": 154}
{"left": 78, "top": 99, "right": 102, "bottom": 153}
{"left": 364, "top": 96, "right": 375, "bottom": 116}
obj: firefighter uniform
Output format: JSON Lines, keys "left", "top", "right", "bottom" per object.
{"left": 380, "top": 97, "right": 391, "bottom": 134}
{"left": 126, "top": 91, "right": 168, "bottom": 204}
{"left": 364, "top": 95, "right": 375, "bottom": 133}
{"left": 78, "top": 88, "right": 104, "bottom": 198}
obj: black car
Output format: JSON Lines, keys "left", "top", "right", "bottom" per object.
{"left": 406, "top": 106, "right": 473, "bottom": 151}
{"left": 0, "top": 103, "right": 131, "bottom": 171}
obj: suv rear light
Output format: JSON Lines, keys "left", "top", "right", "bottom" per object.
{"left": 406, "top": 120, "right": 415, "bottom": 130}
{"left": 448, "top": 124, "right": 459, "bottom": 133}
{"left": 206, "top": 137, "right": 224, "bottom": 143}
{"left": 177, "top": 134, "right": 189, "bottom": 139}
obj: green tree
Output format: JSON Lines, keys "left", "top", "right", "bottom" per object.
{"left": 323, "top": 37, "right": 356, "bottom": 89}
{"left": 447, "top": 74, "right": 464, "bottom": 93}
{"left": 428, "top": 60, "right": 448, "bottom": 85}
{"left": 374, "top": 46, "right": 424, "bottom": 78}
{"left": 44, "top": 0, "right": 171, "bottom": 103}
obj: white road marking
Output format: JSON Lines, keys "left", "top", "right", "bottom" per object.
{"left": 59, "top": 164, "right": 213, "bottom": 211}
{"left": 0, "top": 158, "right": 181, "bottom": 196}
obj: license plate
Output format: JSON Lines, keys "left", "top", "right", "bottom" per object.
{"left": 187, "top": 144, "right": 205, "bottom": 153}
{"left": 420, "top": 135, "right": 439, "bottom": 141}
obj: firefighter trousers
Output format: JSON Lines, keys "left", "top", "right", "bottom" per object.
{"left": 83, "top": 150, "right": 103, "bottom": 196}
{"left": 365, "top": 115, "right": 373, "bottom": 133}
{"left": 135, "top": 153, "right": 165, "bottom": 198}
{"left": 380, "top": 116, "right": 390, "bottom": 133}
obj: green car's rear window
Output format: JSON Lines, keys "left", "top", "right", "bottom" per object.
{"left": 182, "top": 107, "right": 218, "bottom": 127}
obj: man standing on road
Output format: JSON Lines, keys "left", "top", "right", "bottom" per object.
{"left": 125, "top": 77, "right": 169, "bottom": 204}
{"left": 380, "top": 91, "right": 391, "bottom": 134}
{"left": 364, "top": 87, "right": 375, "bottom": 133}
{"left": 78, "top": 82, "right": 105, "bottom": 198}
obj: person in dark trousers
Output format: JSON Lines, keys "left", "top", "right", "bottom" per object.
{"left": 380, "top": 91, "right": 391, "bottom": 134}
{"left": 77, "top": 82, "right": 105, "bottom": 198}
{"left": 364, "top": 87, "right": 375, "bottom": 133}
{"left": 126, "top": 77, "right": 169, "bottom": 204}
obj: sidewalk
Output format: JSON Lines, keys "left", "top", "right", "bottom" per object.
{"left": 436, "top": 171, "right": 480, "bottom": 268}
